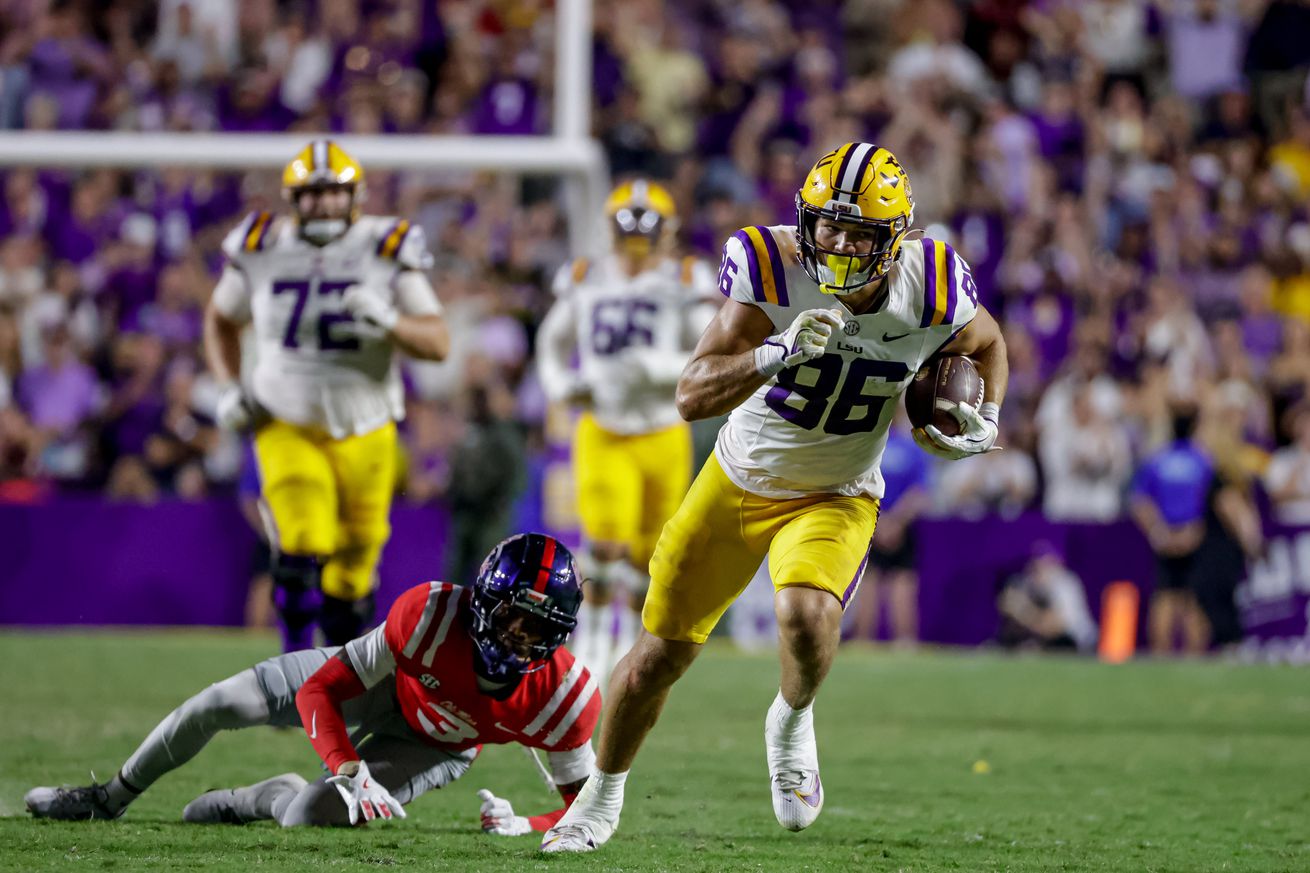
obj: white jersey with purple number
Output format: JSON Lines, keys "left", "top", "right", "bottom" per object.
{"left": 214, "top": 212, "right": 441, "bottom": 438}
{"left": 715, "top": 225, "right": 978, "bottom": 499}
{"left": 546, "top": 254, "right": 717, "bottom": 435}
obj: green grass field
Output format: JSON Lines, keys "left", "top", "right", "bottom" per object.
{"left": 1, "top": 632, "right": 1307, "bottom": 872}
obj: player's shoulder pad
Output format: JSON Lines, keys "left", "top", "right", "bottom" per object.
{"left": 383, "top": 580, "right": 465, "bottom": 662}
{"left": 720, "top": 225, "right": 794, "bottom": 307}
{"left": 911, "top": 236, "right": 978, "bottom": 330}
{"left": 221, "top": 211, "right": 278, "bottom": 261}
{"left": 550, "top": 257, "right": 592, "bottom": 297}
{"left": 373, "top": 216, "right": 432, "bottom": 271}
{"left": 521, "top": 650, "right": 602, "bottom": 750}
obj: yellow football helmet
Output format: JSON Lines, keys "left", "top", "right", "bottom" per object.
{"left": 282, "top": 139, "right": 365, "bottom": 245}
{"left": 796, "top": 142, "right": 914, "bottom": 294}
{"left": 605, "top": 179, "right": 677, "bottom": 258}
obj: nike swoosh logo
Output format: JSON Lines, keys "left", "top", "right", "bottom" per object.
{"left": 494, "top": 722, "right": 518, "bottom": 734}
{"left": 794, "top": 775, "right": 823, "bottom": 808}
{"left": 310, "top": 711, "right": 317, "bottom": 740}
{"left": 882, "top": 331, "right": 911, "bottom": 342}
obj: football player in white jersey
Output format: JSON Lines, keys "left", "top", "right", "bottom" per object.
{"left": 536, "top": 180, "right": 718, "bottom": 687}
{"left": 543, "top": 142, "right": 1009, "bottom": 852}
{"left": 203, "top": 139, "right": 449, "bottom": 652}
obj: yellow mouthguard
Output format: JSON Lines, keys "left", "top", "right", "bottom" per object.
{"left": 820, "top": 254, "right": 853, "bottom": 295}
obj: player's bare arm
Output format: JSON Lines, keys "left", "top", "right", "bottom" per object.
{"left": 676, "top": 296, "right": 844, "bottom": 421}
{"left": 387, "top": 311, "right": 450, "bottom": 361}
{"left": 202, "top": 293, "right": 244, "bottom": 384}
{"left": 343, "top": 271, "right": 450, "bottom": 361}
{"left": 675, "top": 299, "right": 774, "bottom": 420}
{"left": 937, "top": 304, "right": 1008, "bottom": 408}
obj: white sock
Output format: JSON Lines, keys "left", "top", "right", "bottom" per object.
{"left": 574, "top": 601, "right": 600, "bottom": 666}
{"left": 575, "top": 767, "right": 627, "bottom": 819}
{"left": 766, "top": 691, "right": 817, "bottom": 771}
{"left": 590, "top": 602, "right": 614, "bottom": 681}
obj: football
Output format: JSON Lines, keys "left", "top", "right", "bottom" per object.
{"left": 905, "top": 355, "right": 983, "bottom": 437}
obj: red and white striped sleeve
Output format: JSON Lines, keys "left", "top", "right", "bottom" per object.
{"left": 383, "top": 581, "right": 465, "bottom": 673}
{"left": 520, "top": 655, "right": 602, "bottom": 753}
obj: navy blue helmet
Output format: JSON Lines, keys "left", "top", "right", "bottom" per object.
{"left": 469, "top": 533, "right": 582, "bottom": 680}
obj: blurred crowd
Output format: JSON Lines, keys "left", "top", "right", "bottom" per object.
{"left": 0, "top": 0, "right": 1309, "bottom": 560}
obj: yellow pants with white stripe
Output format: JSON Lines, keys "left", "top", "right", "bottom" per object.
{"left": 574, "top": 413, "right": 693, "bottom": 568}
{"left": 643, "top": 452, "right": 879, "bottom": 643}
{"left": 253, "top": 420, "right": 397, "bottom": 601}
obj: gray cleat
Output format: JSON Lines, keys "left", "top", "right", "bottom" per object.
{"left": 183, "top": 774, "right": 309, "bottom": 824}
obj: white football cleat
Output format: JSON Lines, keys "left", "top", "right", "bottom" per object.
{"left": 765, "top": 695, "right": 823, "bottom": 831}
{"left": 770, "top": 769, "right": 824, "bottom": 831}
{"left": 540, "top": 812, "right": 618, "bottom": 853}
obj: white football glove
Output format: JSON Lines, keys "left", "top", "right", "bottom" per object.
{"left": 327, "top": 760, "right": 406, "bottom": 825}
{"left": 341, "top": 286, "right": 399, "bottom": 332}
{"left": 477, "top": 788, "right": 532, "bottom": 836}
{"left": 214, "top": 383, "right": 264, "bottom": 432}
{"left": 754, "top": 308, "right": 844, "bottom": 377}
{"left": 913, "top": 400, "right": 1001, "bottom": 460}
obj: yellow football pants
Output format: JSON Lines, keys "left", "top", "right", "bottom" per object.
{"left": 573, "top": 413, "right": 693, "bottom": 569}
{"left": 253, "top": 420, "right": 397, "bottom": 601}
{"left": 644, "top": 452, "right": 879, "bottom": 643}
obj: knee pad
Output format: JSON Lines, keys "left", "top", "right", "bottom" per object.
{"left": 319, "top": 593, "right": 375, "bottom": 646}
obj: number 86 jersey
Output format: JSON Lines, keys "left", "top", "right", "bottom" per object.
{"left": 715, "top": 225, "right": 979, "bottom": 500}
{"left": 214, "top": 212, "right": 442, "bottom": 438}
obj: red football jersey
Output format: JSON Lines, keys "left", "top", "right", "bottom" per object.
{"left": 345, "top": 581, "right": 600, "bottom": 754}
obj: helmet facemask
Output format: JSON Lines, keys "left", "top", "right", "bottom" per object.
{"left": 469, "top": 586, "right": 576, "bottom": 681}
{"left": 611, "top": 204, "right": 666, "bottom": 259}
{"left": 287, "top": 183, "right": 359, "bottom": 246}
{"left": 796, "top": 195, "right": 909, "bottom": 295}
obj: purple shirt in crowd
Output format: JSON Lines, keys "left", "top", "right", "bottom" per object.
{"left": 17, "top": 360, "right": 101, "bottom": 435}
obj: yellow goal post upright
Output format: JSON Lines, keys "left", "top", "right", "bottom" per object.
{"left": 0, "top": 0, "right": 608, "bottom": 253}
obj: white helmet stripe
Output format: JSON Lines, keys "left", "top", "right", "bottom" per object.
{"left": 312, "top": 139, "right": 329, "bottom": 173}
{"left": 836, "top": 142, "right": 875, "bottom": 204}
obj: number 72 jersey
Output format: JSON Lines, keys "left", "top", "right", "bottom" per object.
{"left": 215, "top": 212, "right": 441, "bottom": 438}
{"left": 715, "top": 225, "right": 979, "bottom": 500}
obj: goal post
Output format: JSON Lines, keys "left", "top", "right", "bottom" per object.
{"left": 0, "top": 0, "right": 608, "bottom": 250}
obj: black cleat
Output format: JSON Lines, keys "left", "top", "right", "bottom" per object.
{"left": 25, "top": 784, "right": 122, "bottom": 821}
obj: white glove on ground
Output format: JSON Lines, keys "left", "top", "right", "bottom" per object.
{"left": 341, "top": 287, "right": 399, "bottom": 332}
{"left": 914, "top": 400, "right": 1001, "bottom": 460}
{"left": 477, "top": 788, "right": 532, "bottom": 836}
{"left": 327, "top": 760, "right": 406, "bottom": 825}
{"left": 754, "top": 308, "right": 844, "bottom": 377}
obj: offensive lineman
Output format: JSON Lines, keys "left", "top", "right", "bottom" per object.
{"left": 204, "top": 139, "right": 449, "bottom": 651}
{"left": 536, "top": 180, "right": 718, "bottom": 685}
{"left": 544, "top": 142, "right": 1009, "bottom": 851}
{"left": 26, "top": 534, "right": 600, "bottom": 834}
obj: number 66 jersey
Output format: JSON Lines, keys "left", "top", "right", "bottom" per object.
{"left": 214, "top": 213, "right": 442, "bottom": 438}
{"left": 715, "top": 225, "right": 978, "bottom": 500}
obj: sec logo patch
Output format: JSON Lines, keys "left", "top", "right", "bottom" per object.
{"left": 843, "top": 321, "right": 860, "bottom": 336}
{"left": 419, "top": 674, "right": 441, "bottom": 689}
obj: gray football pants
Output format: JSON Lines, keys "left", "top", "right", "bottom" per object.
{"left": 118, "top": 646, "right": 475, "bottom": 826}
